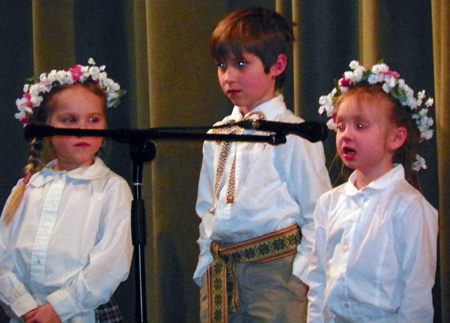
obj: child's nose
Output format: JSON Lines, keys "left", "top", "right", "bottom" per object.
{"left": 79, "top": 120, "right": 94, "bottom": 129}
{"left": 78, "top": 121, "right": 88, "bottom": 129}
{"left": 340, "top": 127, "right": 354, "bottom": 140}
{"left": 222, "top": 68, "right": 236, "bottom": 82}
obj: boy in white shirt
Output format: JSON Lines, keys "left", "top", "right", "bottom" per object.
{"left": 194, "top": 7, "right": 332, "bottom": 323}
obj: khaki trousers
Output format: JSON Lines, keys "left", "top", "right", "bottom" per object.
{"left": 200, "top": 253, "right": 307, "bottom": 323}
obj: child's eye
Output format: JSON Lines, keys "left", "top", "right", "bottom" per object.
{"left": 90, "top": 117, "right": 100, "bottom": 123}
{"left": 337, "top": 124, "right": 345, "bottom": 131}
{"left": 357, "top": 124, "right": 365, "bottom": 129}
{"left": 236, "top": 61, "right": 247, "bottom": 68}
{"left": 216, "top": 62, "right": 227, "bottom": 69}
{"left": 62, "top": 117, "right": 76, "bottom": 123}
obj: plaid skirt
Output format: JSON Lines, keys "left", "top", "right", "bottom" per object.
{"left": 95, "top": 297, "right": 124, "bottom": 323}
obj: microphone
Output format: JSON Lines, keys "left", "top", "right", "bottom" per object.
{"left": 234, "top": 120, "right": 328, "bottom": 142}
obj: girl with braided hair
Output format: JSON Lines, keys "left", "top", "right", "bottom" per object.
{"left": 0, "top": 59, "right": 132, "bottom": 323}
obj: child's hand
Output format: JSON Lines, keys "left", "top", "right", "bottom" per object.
{"left": 23, "top": 304, "right": 61, "bottom": 323}
{"left": 23, "top": 309, "right": 37, "bottom": 321}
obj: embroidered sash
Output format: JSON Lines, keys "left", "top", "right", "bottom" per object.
{"left": 206, "top": 224, "right": 301, "bottom": 323}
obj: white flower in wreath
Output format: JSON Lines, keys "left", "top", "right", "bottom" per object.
{"left": 412, "top": 154, "right": 427, "bottom": 172}
{"left": 15, "top": 58, "right": 125, "bottom": 125}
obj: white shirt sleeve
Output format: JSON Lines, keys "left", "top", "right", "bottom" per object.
{"left": 0, "top": 183, "right": 40, "bottom": 318}
{"left": 290, "top": 137, "right": 332, "bottom": 284}
{"left": 395, "top": 198, "right": 437, "bottom": 322}
{"left": 306, "top": 196, "right": 327, "bottom": 323}
{"left": 193, "top": 141, "right": 216, "bottom": 286}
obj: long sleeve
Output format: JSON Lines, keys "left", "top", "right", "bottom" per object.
{"left": 193, "top": 141, "right": 216, "bottom": 286}
{"left": 395, "top": 197, "right": 438, "bottom": 322}
{"left": 0, "top": 182, "right": 40, "bottom": 318}
{"left": 289, "top": 136, "right": 331, "bottom": 284}
{"left": 306, "top": 197, "right": 327, "bottom": 323}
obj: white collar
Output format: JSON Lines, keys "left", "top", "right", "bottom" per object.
{"left": 344, "top": 164, "right": 405, "bottom": 196}
{"left": 230, "top": 94, "right": 286, "bottom": 121}
{"left": 30, "top": 157, "right": 110, "bottom": 187}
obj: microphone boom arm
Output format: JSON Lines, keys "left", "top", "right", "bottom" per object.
{"left": 23, "top": 124, "right": 288, "bottom": 145}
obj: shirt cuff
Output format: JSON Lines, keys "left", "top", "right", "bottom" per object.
{"left": 293, "top": 252, "right": 309, "bottom": 285}
{"left": 47, "top": 288, "right": 79, "bottom": 322}
{"left": 10, "top": 293, "right": 39, "bottom": 318}
{"left": 193, "top": 255, "right": 214, "bottom": 287}
{"left": 0, "top": 274, "right": 39, "bottom": 317}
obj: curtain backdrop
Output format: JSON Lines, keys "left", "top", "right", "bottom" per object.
{"left": 0, "top": 1, "right": 443, "bottom": 322}
{"left": 432, "top": 1, "right": 450, "bottom": 322}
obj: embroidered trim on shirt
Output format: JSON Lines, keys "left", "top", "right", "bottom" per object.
{"left": 208, "top": 112, "right": 265, "bottom": 213}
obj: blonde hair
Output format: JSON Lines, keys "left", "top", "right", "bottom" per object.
{"left": 2, "top": 139, "right": 44, "bottom": 225}
{"left": 3, "top": 82, "right": 107, "bottom": 225}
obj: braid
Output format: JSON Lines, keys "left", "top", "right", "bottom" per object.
{"left": 3, "top": 138, "right": 44, "bottom": 225}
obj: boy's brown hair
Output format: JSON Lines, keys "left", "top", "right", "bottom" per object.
{"left": 210, "top": 7, "right": 294, "bottom": 89}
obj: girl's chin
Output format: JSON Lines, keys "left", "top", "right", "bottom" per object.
{"left": 340, "top": 158, "right": 357, "bottom": 170}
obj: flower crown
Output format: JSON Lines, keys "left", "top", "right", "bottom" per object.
{"left": 15, "top": 58, "right": 126, "bottom": 125}
{"left": 318, "top": 60, "right": 435, "bottom": 172}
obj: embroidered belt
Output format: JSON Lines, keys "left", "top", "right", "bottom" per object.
{"left": 206, "top": 224, "right": 301, "bottom": 323}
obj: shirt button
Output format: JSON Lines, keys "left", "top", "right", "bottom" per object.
{"left": 340, "top": 274, "right": 345, "bottom": 280}
{"left": 344, "top": 303, "right": 349, "bottom": 308}
{"left": 36, "top": 259, "right": 41, "bottom": 264}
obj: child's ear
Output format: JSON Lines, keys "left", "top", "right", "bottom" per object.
{"left": 390, "top": 126, "right": 408, "bottom": 151}
{"left": 270, "top": 54, "right": 288, "bottom": 77}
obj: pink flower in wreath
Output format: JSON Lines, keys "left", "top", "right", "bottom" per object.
{"left": 340, "top": 78, "right": 352, "bottom": 88}
{"left": 381, "top": 70, "right": 400, "bottom": 79}
{"left": 68, "top": 64, "right": 83, "bottom": 82}
{"left": 23, "top": 93, "right": 33, "bottom": 108}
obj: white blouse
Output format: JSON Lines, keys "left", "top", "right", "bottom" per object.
{"left": 307, "top": 165, "right": 438, "bottom": 323}
{"left": 0, "top": 157, "right": 133, "bottom": 322}
{"left": 194, "top": 95, "right": 332, "bottom": 286}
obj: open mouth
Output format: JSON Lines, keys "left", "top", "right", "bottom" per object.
{"left": 343, "top": 147, "right": 356, "bottom": 155}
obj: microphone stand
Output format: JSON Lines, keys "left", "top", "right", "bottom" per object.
{"left": 24, "top": 124, "right": 287, "bottom": 323}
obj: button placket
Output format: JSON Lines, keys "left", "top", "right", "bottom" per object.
{"left": 29, "top": 172, "right": 66, "bottom": 286}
